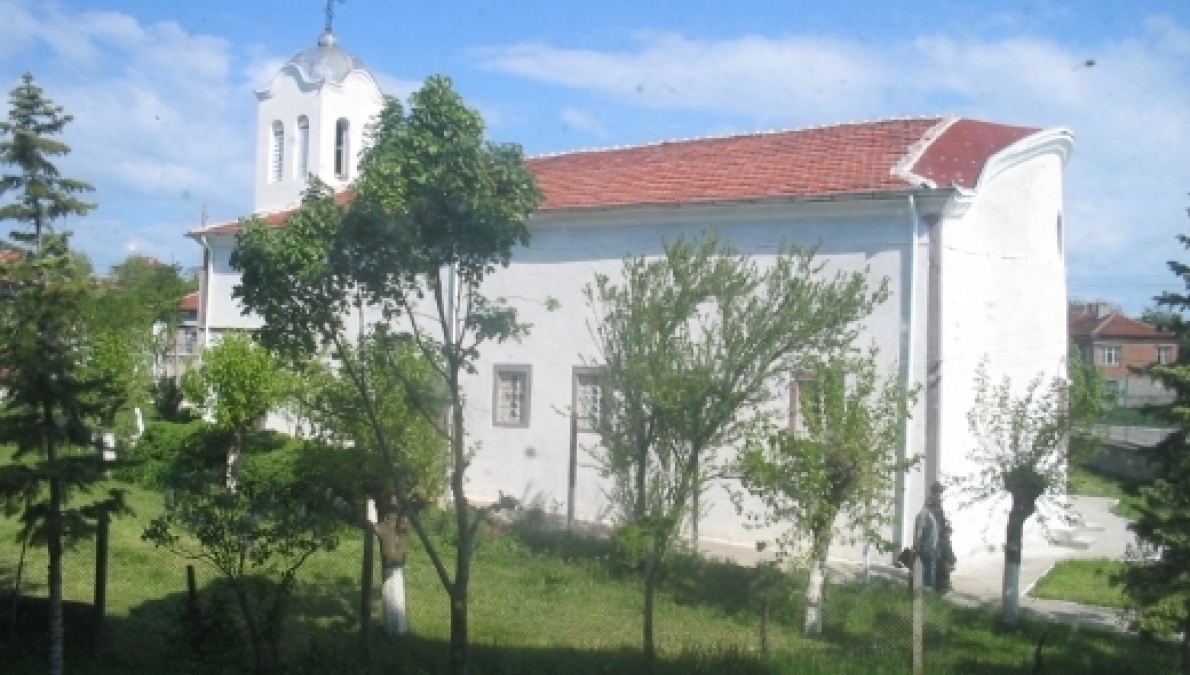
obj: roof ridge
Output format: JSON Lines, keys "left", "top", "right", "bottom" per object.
{"left": 527, "top": 115, "right": 949, "bottom": 161}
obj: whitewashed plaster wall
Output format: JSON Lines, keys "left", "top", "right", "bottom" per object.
{"left": 935, "top": 138, "right": 1070, "bottom": 556}
{"left": 461, "top": 199, "right": 925, "bottom": 550}
{"left": 253, "top": 68, "right": 382, "bottom": 215}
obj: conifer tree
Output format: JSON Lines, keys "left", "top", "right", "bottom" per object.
{"left": 0, "top": 73, "right": 120, "bottom": 675}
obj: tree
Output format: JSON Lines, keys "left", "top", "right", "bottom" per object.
{"left": 142, "top": 432, "right": 339, "bottom": 673}
{"left": 586, "top": 235, "right": 883, "bottom": 662}
{"left": 735, "top": 348, "right": 916, "bottom": 634}
{"left": 0, "top": 73, "right": 124, "bottom": 675}
{"left": 296, "top": 332, "right": 448, "bottom": 639}
{"left": 233, "top": 76, "right": 541, "bottom": 675}
{"left": 1114, "top": 232, "right": 1190, "bottom": 674}
{"left": 953, "top": 362, "right": 1081, "bottom": 627}
{"left": 181, "top": 333, "right": 286, "bottom": 491}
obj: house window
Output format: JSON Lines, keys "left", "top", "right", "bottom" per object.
{"left": 1158, "top": 345, "right": 1173, "bottom": 365}
{"left": 1099, "top": 345, "right": 1121, "bottom": 366}
{"left": 573, "top": 367, "right": 602, "bottom": 433}
{"left": 334, "top": 118, "right": 350, "bottom": 180}
{"left": 270, "top": 121, "right": 284, "bottom": 183}
{"left": 297, "top": 116, "right": 310, "bottom": 178}
{"left": 493, "top": 365, "right": 531, "bottom": 427}
{"left": 1105, "top": 379, "right": 1123, "bottom": 402}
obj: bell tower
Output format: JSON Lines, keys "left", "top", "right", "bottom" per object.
{"left": 252, "top": 11, "right": 382, "bottom": 214}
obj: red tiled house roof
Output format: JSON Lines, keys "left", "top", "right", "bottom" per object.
{"left": 191, "top": 117, "right": 1039, "bottom": 235}
{"left": 179, "top": 292, "right": 200, "bottom": 312}
{"left": 1069, "top": 310, "right": 1174, "bottom": 341}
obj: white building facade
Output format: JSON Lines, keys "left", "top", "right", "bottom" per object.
{"left": 191, "top": 31, "right": 1073, "bottom": 558}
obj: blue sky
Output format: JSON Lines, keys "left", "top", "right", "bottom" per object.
{"left": 2, "top": 0, "right": 1189, "bottom": 313}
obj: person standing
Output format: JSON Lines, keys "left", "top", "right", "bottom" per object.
{"left": 913, "top": 499, "right": 938, "bottom": 589}
{"left": 928, "top": 482, "right": 956, "bottom": 593}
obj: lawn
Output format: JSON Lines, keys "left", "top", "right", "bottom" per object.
{"left": 1030, "top": 559, "right": 1131, "bottom": 609}
{"left": 1067, "top": 449, "right": 1146, "bottom": 520}
{"left": 0, "top": 479, "right": 1180, "bottom": 674}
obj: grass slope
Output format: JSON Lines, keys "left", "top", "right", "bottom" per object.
{"left": 0, "top": 480, "right": 1179, "bottom": 674}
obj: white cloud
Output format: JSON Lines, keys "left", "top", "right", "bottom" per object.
{"left": 476, "top": 23, "right": 1190, "bottom": 312}
{"left": 560, "top": 106, "right": 606, "bottom": 137}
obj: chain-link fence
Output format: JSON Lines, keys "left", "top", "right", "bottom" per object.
{"left": 0, "top": 498, "right": 1181, "bottom": 675}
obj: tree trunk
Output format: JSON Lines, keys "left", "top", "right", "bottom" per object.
{"left": 372, "top": 498, "right": 413, "bottom": 636}
{"left": 360, "top": 504, "right": 374, "bottom": 663}
{"left": 92, "top": 507, "right": 110, "bottom": 652}
{"left": 226, "top": 432, "right": 243, "bottom": 492}
{"left": 46, "top": 405, "right": 64, "bottom": 675}
{"left": 643, "top": 541, "right": 657, "bottom": 672}
{"left": 1002, "top": 495, "right": 1034, "bottom": 627}
{"left": 232, "top": 582, "right": 266, "bottom": 673}
{"left": 449, "top": 397, "right": 470, "bottom": 675}
{"left": 803, "top": 558, "right": 826, "bottom": 635}
{"left": 382, "top": 565, "right": 409, "bottom": 635}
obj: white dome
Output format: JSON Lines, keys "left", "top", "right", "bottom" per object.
{"left": 286, "top": 30, "right": 368, "bottom": 85}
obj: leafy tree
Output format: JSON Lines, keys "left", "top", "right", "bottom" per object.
{"left": 1114, "top": 233, "right": 1190, "bottom": 674}
{"left": 296, "top": 332, "right": 448, "bottom": 639}
{"left": 142, "top": 432, "right": 339, "bottom": 673}
{"left": 181, "top": 332, "right": 286, "bottom": 490}
{"left": 0, "top": 73, "right": 122, "bottom": 675}
{"left": 735, "top": 348, "right": 917, "bottom": 634}
{"left": 233, "top": 76, "right": 541, "bottom": 675}
{"left": 0, "top": 73, "right": 95, "bottom": 245}
{"left": 586, "top": 235, "right": 883, "bottom": 662}
{"left": 952, "top": 363, "right": 1075, "bottom": 626}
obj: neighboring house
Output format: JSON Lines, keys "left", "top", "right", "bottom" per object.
{"left": 1068, "top": 302, "right": 1177, "bottom": 407}
{"left": 187, "top": 28, "right": 1073, "bottom": 557}
{"left": 156, "top": 291, "right": 201, "bottom": 380}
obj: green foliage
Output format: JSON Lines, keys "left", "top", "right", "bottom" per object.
{"left": 142, "top": 435, "right": 340, "bottom": 672}
{"left": 952, "top": 362, "right": 1074, "bottom": 527}
{"left": 0, "top": 73, "right": 95, "bottom": 246}
{"left": 113, "top": 420, "right": 227, "bottom": 489}
{"left": 1112, "top": 237, "right": 1190, "bottom": 653}
{"left": 735, "top": 349, "right": 917, "bottom": 565}
{"left": 587, "top": 235, "right": 884, "bottom": 551}
{"left": 184, "top": 332, "right": 284, "bottom": 438}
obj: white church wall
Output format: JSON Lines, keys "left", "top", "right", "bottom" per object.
{"left": 460, "top": 199, "right": 917, "bottom": 550}
{"left": 936, "top": 146, "right": 1069, "bottom": 556}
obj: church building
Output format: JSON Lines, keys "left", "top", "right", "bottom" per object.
{"left": 189, "top": 26, "right": 1073, "bottom": 557}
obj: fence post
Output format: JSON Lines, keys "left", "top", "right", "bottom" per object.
{"left": 912, "top": 554, "right": 924, "bottom": 674}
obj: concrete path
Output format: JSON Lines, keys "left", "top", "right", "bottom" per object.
{"left": 698, "top": 495, "right": 1136, "bottom": 633}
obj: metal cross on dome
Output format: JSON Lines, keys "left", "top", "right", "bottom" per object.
{"left": 325, "top": 0, "right": 346, "bottom": 33}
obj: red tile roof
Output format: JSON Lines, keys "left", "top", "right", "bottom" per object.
{"left": 179, "top": 292, "right": 200, "bottom": 312}
{"left": 192, "top": 117, "right": 1040, "bottom": 233}
{"left": 1069, "top": 310, "right": 1174, "bottom": 340}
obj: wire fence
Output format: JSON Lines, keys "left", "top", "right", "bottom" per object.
{"left": 0, "top": 501, "right": 1179, "bottom": 675}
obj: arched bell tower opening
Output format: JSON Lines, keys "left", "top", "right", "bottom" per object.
{"left": 252, "top": 24, "right": 383, "bottom": 215}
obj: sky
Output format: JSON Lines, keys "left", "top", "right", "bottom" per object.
{"left": 1, "top": 0, "right": 1189, "bottom": 313}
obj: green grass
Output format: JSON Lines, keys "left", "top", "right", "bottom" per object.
{"left": 0, "top": 480, "right": 1181, "bottom": 675}
{"left": 1067, "top": 450, "right": 1146, "bottom": 520}
{"left": 1031, "top": 559, "right": 1131, "bottom": 609}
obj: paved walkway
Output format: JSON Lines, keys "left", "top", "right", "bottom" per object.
{"left": 698, "top": 495, "right": 1134, "bottom": 633}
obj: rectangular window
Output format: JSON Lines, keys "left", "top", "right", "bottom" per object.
{"left": 1105, "top": 380, "right": 1123, "bottom": 401}
{"left": 1099, "top": 345, "right": 1121, "bottom": 366}
{"left": 573, "top": 367, "right": 602, "bottom": 433}
{"left": 1158, "top": 345, "right": 1173, "bottom": 365}
{"left": 493, "top": 364, "right": 531, "bottom": 427}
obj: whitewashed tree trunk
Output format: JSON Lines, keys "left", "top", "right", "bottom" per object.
{"left": 382, "top": 565, "right": 409, "bottom": 635}
{"left": 803, "top": 558, "right": 825, "bottom": 635}
{"left": 1002, "top": 557, "right": 1021, "bottom": 625}
{"left": 226, "top": 446, "right": 241, "bottom": 492}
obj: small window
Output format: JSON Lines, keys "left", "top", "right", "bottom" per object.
{"left": 493, "top": 364, "right": 531, "bottom": 427}
{"left": 1158, "top": 345, "right": 1173, "bottom": 365}
{"left": 1099, "top": 345, "right": 1121, "bottom": 366}
{"left": 297, "top": 116, "right": 310, "bottom": 178}
{"left": 334, "top": 118, "right": 350, "bottom": 180}
{"left": 270, "top": 121, "right": 284, "bottom": 183}
{"left": 1105, "top": 380, "right": 1123, "bottom": 401}
{"left": 573, "top": 367, "right": 602, "bottom": 433}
